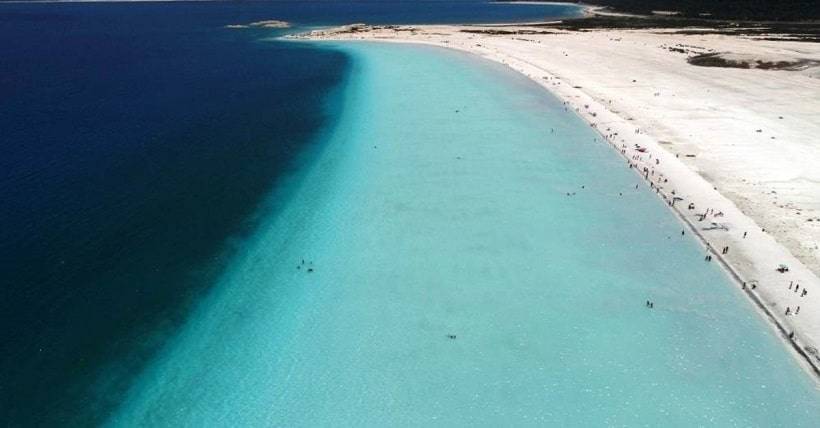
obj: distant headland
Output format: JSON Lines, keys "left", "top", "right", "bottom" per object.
{"left": 225, "top": 20, "right": 290, "bottom": 29}
{"left": 496, "top": 0, "right": 820, "bottom": 21}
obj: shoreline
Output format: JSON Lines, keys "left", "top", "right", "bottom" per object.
{"left": 110, "top": 40, "right": 820, "bottom": 424}
{"left": 288, "top": 24, "right": 820, "bottom": 381}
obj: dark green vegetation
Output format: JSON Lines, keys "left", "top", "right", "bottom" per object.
{"left": 546, "top": 16, "right": 820, "bottom": 42}
{"left": 501, "top": 0, "right": 820, "bottom": 21}
{"left": 688, "top": 52, "right": 820, "bottom": 70}
{"left": 494, "top": 1, "right": 820, "bottom": 41}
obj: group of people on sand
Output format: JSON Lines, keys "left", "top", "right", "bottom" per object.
{"left": 789, "top": 281, "right": 809, "bottom": 298}
{"left": 562, "top": 92, "right": 817, "bottom": 348}
{"left": 784, "top": 281, "right": 810, "bottom": 321}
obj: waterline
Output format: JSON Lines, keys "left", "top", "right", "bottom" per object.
{"left": 109, "top": 42, "right": 820, "bottom": 426}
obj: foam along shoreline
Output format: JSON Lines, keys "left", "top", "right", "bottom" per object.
{"left": 289, "top": 24, "right": 820, "bottom": 379}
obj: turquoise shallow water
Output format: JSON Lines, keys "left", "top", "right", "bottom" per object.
{"left": 0, "top": 3, "right": 583, "bottom": 424}
{"left": 109, "top": 43, "right": 820, "bottom": 426}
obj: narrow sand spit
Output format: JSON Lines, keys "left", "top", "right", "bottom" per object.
{"left": 289, "top": 24, "right": 820, "bottom": 378}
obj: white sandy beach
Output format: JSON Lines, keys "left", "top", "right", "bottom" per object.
{"left": 292, "top": 24, "right": 820, "bottom": 377}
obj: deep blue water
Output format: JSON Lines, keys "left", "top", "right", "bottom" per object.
{"left": 0, "top": 1, "right": 580, "bottom": 425}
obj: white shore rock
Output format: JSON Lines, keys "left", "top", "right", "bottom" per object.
{"left": 226, "top": 20, "right": 290, "bottom": 29}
